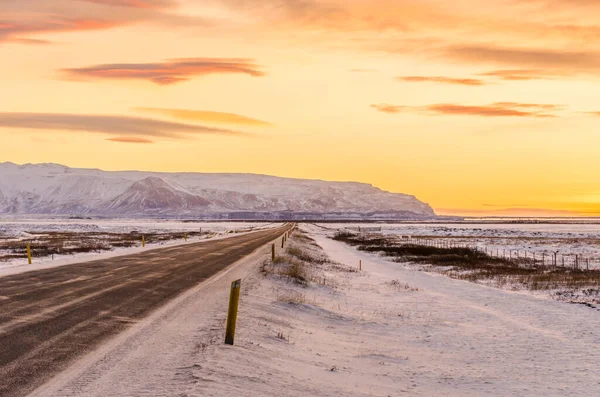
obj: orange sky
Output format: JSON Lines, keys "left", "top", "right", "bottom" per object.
{"left": 1, "top": 0, "right": 599, "bottom": 217}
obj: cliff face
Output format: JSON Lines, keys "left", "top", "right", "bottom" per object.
{"left": 0, "top": 162, "right": 436, "bottom": 218}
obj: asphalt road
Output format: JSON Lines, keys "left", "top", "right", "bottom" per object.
{"left": 0, "top": 225, "right": 290, "bottom": 397}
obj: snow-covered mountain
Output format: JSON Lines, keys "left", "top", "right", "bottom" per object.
{"left": 0, "top": 162, "right": 435, "bottom": 219}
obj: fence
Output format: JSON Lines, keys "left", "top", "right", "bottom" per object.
{"left": 345, "top": 226, "right": 383, "bottom": 233}
{"left": 399, "top": 236, "right": 600, "bottom": 271}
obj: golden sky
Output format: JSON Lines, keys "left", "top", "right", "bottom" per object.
{"left": 1, "top": 0, "right": 599, "bottom": 216}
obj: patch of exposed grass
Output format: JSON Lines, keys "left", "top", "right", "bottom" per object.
{"left": 0, "top": 230, "right": 206, "bottom": 262}
{"left": 332, "top": 232, "right": 600, "bottom": 301}
{"left": 282, "top": 260, "right": 308, "bottom": 285}
{"left": 287, "top": 246, "right": 327, "bottom": 264}
{"left": 292, "top": 232, "right": 320, "bottom": 247}
{"left": 276, "top": 291, "right": 306, "bottom": 305}
{"left": 386, "top": 280, "right": 419, "bottom": 291}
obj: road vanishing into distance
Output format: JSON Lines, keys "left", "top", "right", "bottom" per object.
{"left": 0, "top": 224, "right": 291, "bottom": 397}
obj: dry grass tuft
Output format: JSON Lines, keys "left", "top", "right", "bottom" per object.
{"left": 282, "top": 259, "right": 308, "bottom": 285}
{"left": 276, "top": 291, "right": 306, "bottom": 305}
{"left": 387, "top": 279, "right": 419, "bottom": 291}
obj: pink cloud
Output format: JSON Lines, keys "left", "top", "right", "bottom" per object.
{"left": 62, "top": 58, "right": 266, "bottom": 85}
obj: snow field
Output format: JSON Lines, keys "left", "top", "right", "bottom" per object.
{"left": 328, "top": 222, "right": 600, "bottom": 269}
{"left": 0, "top": 221, "right": 279, "bottom": 276}
{"left": 31, "top": 224, "right": 600, "bottom": 396}
{"left": 187, "top": 225, "right": 600, "bottom": 396}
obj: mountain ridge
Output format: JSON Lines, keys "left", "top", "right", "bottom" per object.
{"left": 0, "top": 162, "right": 436, "bottom": 219}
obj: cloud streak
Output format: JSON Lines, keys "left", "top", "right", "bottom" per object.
{"left": 444, "top": 45, "right": 600, "bottom": 72}
{"left": 0, "top": 0, "right": 209, "bottom": 45}
{"left": 0, "top": 112, "right": 250, "bottom": 140}
{"left": 81, "top": 0, "right": 176, "bottom": 8}
{"left": 106, "top": 136, "right": 155, "bottom": 143}
{"left": 478, "top": 69, "right": 569, "bottom": 81}
{"left": 135, "top": 108, "right": 273, "bottom": 126}
{"left": 370, "top": 104, "right": 407, "bottom": 114}
{"left": 62, "top": 58, "right": 265, "bottom": 85}
{"left": 371, "top": 102, "right": 563, "bottom": 117}
{"left": 396, "top": 76, "right": 486, "bottom": 86}
{"left": 0, "top": 17, "right": 122, "bottom": 44}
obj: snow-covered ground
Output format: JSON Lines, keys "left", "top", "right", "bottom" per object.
{"left": 33, "top": 224, "right": 600, "bottom": 397}
{"left": 0, "top": 220, "right": 279, "bottom": 275}
{"left": 327, "top": 222, "right": 600, "bottom": 268}
{"left": 0, "top": 219, "right": 276, "bottom": 235}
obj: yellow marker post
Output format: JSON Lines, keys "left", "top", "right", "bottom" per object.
{"left": 184, "top": 233, "right": 187, "bottom": 241}
{"left": 359, "top": 260, "right": 362, "bottom": 271}
{"left": 225, "top": 279, "right": 242, "bottom": 345}
{"left": 272, "top": 244, "right": 276, "bottom": 262}
{"left": 142, "top": 236, "right": 145, "bottom": 247}
{"left": 26, "top": 243, "right": 32, "bottom": 265}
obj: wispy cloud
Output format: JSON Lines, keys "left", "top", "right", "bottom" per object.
{"left": 370, "top": 104, "right": 406, "bottom": 114}
{"left": 396, "top": 76, "right": 486, "bottom": 86}
{"left": 106, "top": 136, "right": 155, "bottom": 143}
{"left": 0, "top": 17, "right": 122, "bottom": 45}
{"left": 0, "top": 112, "right": 250, "bottom": 140}
{"left": 62, "top": 58, "right": 265, "bottom": 85}
{"left": 80, "top": 0, "right": 176, "bottom": 8}
{"left": 478, "top": 69, "right": 568, "bottom": 81}
{"left": 135, "top": 108, "right": 273, "bottom": 126}
{"left": 371, "top": 102, "right": 563, "bottom": 117}
{"left": 444, "top": 45, "right": 600, "bottom": 72}
{"left": 0, "top": 0, "right": 209, "bottom": 45}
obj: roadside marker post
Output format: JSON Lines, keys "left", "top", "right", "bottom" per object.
{"left": 142, "top": 236, "right": 145, "bottom": 247}
{"left": 184, "top": 233, "right": 187, "bottom": 241}
{"left": 281, "top": 237, "right": 284, "bottom": 249}
{"left": 272, "top": 244, "right": 276, "bottom": 262}
{"left": 225, "top": 279, "right": 242, "bottom": 345}
{"left": 359, "top": 260, "right": 362, "bottom": 271}
{"left": 26, "top": 243, "right": 32, "bottom": 265}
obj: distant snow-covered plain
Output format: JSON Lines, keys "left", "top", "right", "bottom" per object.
{"left": 0, "top": 219, "right": 278, "bottom": 275}
{"left": 3, "top": 219, "right": 600, "bottom": 271}
{"left": 327, "top": 222, "right": 600, "bottom": 268}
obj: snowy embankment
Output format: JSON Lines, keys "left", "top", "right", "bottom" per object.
{"left": 35, "top": 224, "right": 600, "bottom": 397}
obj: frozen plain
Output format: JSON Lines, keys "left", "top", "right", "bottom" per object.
{"left": 332, "top": 222, "right": 600, "bottom": 268}
{"left": 0, "top": 220, "right": 277, "bottom": 275}
{"left": 24, "top": 223, "right": 600, "bottom": 397}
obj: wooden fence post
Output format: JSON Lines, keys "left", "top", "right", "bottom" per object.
{"left": 225, "top": 279, "right": 242, "bottom": 345}
{"left": 26, "top": 243, "right": 32, "bottom": 264}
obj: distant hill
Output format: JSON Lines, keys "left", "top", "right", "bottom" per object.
{"left": 0, "top": 162, "right": 435, "bottom": 220}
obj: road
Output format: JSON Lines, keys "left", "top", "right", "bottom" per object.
{"left": 0, "top": 225, "right": 290, "bottom": 397}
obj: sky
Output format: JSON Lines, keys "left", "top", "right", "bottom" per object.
{"left": 1, "top": 0, "right": 599, "bottom": 217}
